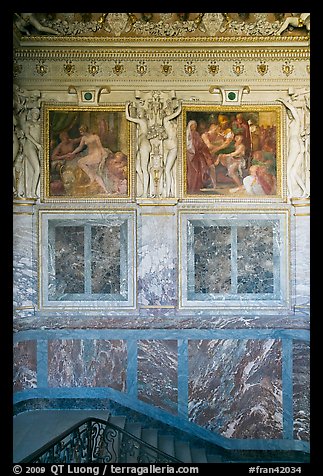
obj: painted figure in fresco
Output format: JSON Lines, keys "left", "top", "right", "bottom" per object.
{"left": 125, "top": 101, "right": 151, "bottom": 197}
{"left": 218, "top": 133, "right": 246, "bottom": 192}
{"left": 65, "top": 124, "right": 109, "bottom": 194}
{"left": 231, "top": 113, "right": 252, "bottom": 164}
{"left": 104, "top": 151, "right": 128, "bottom": 195}
{"left": 14, "top": 13, "right": 59, "bottom": 36}
{"left": 276, "top": 13, "right": 310, "bottom": 36}
{"left": 20, "top": 107, "right": 42, "bottom": 198}
{"left": 201, "top": 123, "right": 224, "bottom": 188}
{"left": 242, "top": 164, "right": 276, "bottom": 195}
{"left": 186, "top": 120, "right": 214, "bottom": 194}
{"left": 162, "top": 102, "right": 182, "bottom": 197}
{"left": 277, "top": 97, "right": 307, "bottom": 198}
{"left": 51, "top": 131, "right": 81, "bottom": 166}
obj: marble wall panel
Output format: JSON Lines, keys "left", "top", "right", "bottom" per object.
{"left": 138, "top": 213, "right": 177, "bottom": 306}
{"left": 13, "top": 213, "right": 37, "bottom": 309}
{"left": 188, "top": 339, "right": 283, "bottom": 439}
{"left": 138, "top": 340, "right": 178, "bottom": 414}
{"left": 40, "top": 211, "right": 136, "bottom": 309}
{"left": 237, "top": 225, "right": 274, "bottom": 294}
{"left": 294, "top": 215, "right": 310, "bottom": 309}
{"left": 293, "top": 340, "right": 310, "bottom": 441}
{"left": 193, "top": 225, "right": 231, "bottom": 294}
{"left": 48, "top": 339, "right": 127, "bottom": 390}
{"left": 91, "top": 225, "right": 121, "bottom": 294}
{"left": 13, "top": 341, "right": 37, "bottom": 392}
{"left": 51, "top": 225, "right": 85, "bottom": 296}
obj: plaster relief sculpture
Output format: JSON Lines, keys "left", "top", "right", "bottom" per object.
{"left": 13, "top": 86, "right": 42, "bottom": 199}
{"left": 163, "top": 103, "right": 182, "bottom": 197}
{"left": 125, "top": 101, "right": 151, "bottom": 198}
{"left": 277, "top": 89, "right": 310, "bottom": 198}
{"left": 276, "top": 13, "right": 310, "bottom": 36}
{"left": 14, "top": 13, "right": 59, "bottom": 36}
{"left": 126, "top": 91, "right": 181, "bottom": 198}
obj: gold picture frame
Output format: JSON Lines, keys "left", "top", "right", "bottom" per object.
{"left": 182, "top": 104, "right": 285, "bottom": 200}
{"left": 42, "top": 104, "right": 131, "bottom": 201}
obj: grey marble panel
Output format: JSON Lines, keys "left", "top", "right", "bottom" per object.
{"left": 180, "top": 212, "right": 289, "bottom": 309}
{"left": 193, "top": 225, "right": 231, "bottom": 294}
{"left": 13, "top": 341, "right": 37, "bottom": 391}
{"left": 91, "top": 225, "right": 120, "bottom": 294}
{"left": 48, "top": 339, "right": 127, "bottom": 390}
{"left": 138, "top": 212, "right": 177, "bottom": 306}
{"left": 13, "top": 214, "right": 37, "bottom": 310}
{"left": 188, "top": 339, "right": 283, "bottom": 439}
{"left": 237, "top": 225, "right": 274, "bottom": 294}
{"left": 51, "top": 226, "right": 85, "bottom": 296}
{"left": 293, "top": 340, "right": 310, "bottom": 442}
{"left": 138, "top": 340, "right": 178, "bottom": 414}
{"left": 40, "top": 211, "right": 136, "bottom": 309}
{"left": 294, "top": 216, "right": 310, "bottom": 309}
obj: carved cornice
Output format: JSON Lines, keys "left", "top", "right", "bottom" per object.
{"left": 14, "top": 46, "right": 310, "bottom": 62}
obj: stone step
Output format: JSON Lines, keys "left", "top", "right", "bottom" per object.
{"left": 190, "top": 445, "right": 208, "bottom": 463}
{"left": 140, "top": 428, "right": 159, "bottom": 461}
{"left": 123, "top": 422, "right": 142, "bottom": 463}
{"left": 157, "top": 434, "right": 175, "bottom": 458}
{"left": 174, "top": 439, "right": 192, "bottom": 463}
{"left": 207, "top": 453, "right": 224, "bottom": 463}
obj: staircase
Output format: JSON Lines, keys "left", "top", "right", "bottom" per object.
{"left": 15, "top": 408, "right": 309, "bottom": 464}
{"left": 107, "top": 414, "right": 224, "bottom": 463}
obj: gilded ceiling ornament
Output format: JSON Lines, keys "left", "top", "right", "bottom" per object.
{"left": 137, "top": 61, "right": 147, "bottom": 76}
{"left": 282, "top": 60, "right": 294, "bottom": 77}
{"left": 232, "top": 61, "right": 244, "bottom": 76}
{"left": 112, "top": 61, "right": 125, "bottom": 76}
{"left": 208, "top": 61, "right": 219, "bottom": 75}
{"left": 63, "top": 60, "right": 75, "bottom": 76}
{"left": 200, "top": 13, "right": 227, "bottom": 34}
{"left": 184, "top": 61, "right": 196, "bottom": 76}
{"left": 13, "top": 61, "right": 22, "bottom": 78}
{"left": 161, "top": 62, "right": 172, "bottom": 76}
{"left": 88, "top": 61, "right": 99, "bottom": 76}
{"left": 105, "top": 13, "right": 131, "bottom": 36}
{"left": 36, "top": 60, "right": 48, "bottom": 76}
{"left": 306, "top": 64, "right": 310, "bottom": 74}
{"left": 257, "top": 61, "right": 268, "bottom": 76}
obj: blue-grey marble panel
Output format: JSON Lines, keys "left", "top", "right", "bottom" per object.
{"left": 293, "top": 340, "right": 310, "bottom": 442}
{"left": 188, "top": 339, "right": 283, "bottom": 439}
{"left": 48, "top": 339, "right": 127, "bottom": 390}
{"left": 138, "top": 340, "right": 178, "bottom": 414}
{"left": 13, "top": 341, "right": 37, "bottom": 392}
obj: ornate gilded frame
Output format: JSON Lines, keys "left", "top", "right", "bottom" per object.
{"left": 182, "top": 104, "right": 285, "bottom": 201}
{"left": 41, "top": 103, "right": 132, "bottom": 202}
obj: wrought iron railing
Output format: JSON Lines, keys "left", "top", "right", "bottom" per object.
{"left": 20, "top": 417, "right": 182, "bottom": 464}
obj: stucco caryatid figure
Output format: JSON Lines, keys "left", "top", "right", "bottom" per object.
{"left": 125, "top": 101, "right": 151, "bottom": 197}
{"left": 162, "top": 101, "right": 182, "bottom": 197}
{"left": 126, "top": 91, "right": 181, "bottom": 198}
{"left": 13, "top": 85, "right": 42, "bottom": 199}
{"left": 277, "top": 88, "right": 310, "bottom": 199}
